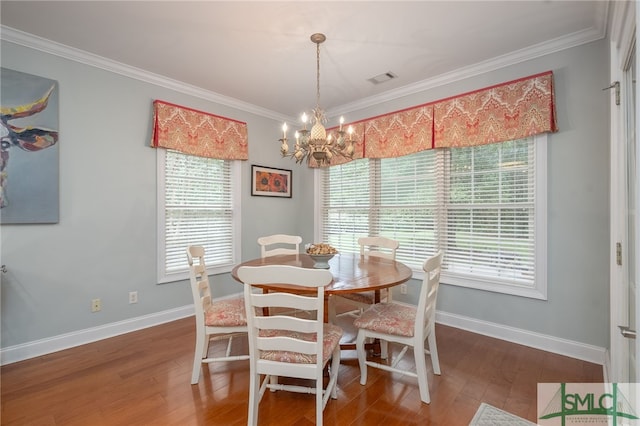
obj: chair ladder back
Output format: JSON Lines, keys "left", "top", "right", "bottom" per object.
{"left": 415, "top": 251, "right": 444, "bottom": 334}
{"left": 257, "top": 234, "right": 302, "bottom": 258}
{"left": 237, "top": 264, "right": 341, "bottom": 426}
{"left": 358, "top": 236, "right": 399, "bottom": 260}
{"left": 187, "top": 246, "right": 213, "bottom": 317}
{"left": 186, "top": 245, "right": 249, "bottom": 385}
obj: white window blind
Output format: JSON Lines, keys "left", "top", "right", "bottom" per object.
{"left": 443, "top": 138, "right": 537, "bottom": 289}
{"left": 157, "top": 149, "right": 239, "bottom": 283}
{"left": 318, "top": 135, "right": 547, "bottom": 299}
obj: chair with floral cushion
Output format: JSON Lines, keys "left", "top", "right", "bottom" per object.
{"left": 354, "top": 251, "right": 443, "bottom": 404}
{"left": 328, "top": 236, "right": 399, "bottom": 323}
{"left": 237, "top": 264, "right": 343, "bottom": 426}
{"left": 187, "top": 245, "right": 249, "bottom": 385}
{"left": 257, "top": 234, "right": 302, "bottom": 258}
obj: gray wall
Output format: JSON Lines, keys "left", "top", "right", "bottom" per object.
{"left": 1, "top": 36, "right": 609, "bottom": 352}
{"left": 357, "top": 39, "right": 610, "bottom": 348}
{"left": 0, "top": 40, "right": 313, "bottom": 348}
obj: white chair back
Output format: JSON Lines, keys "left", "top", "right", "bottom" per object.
{"left": 237, "top": 264, "right": 342, "bottom": 426}
{"left": 257, "top": 234, "right": 302, "bottom": 258}
{"left": 354, "top": 250, "right": 444, "bottom": 404}
{"left": 358, "top": 236, "right": 399, "bottom": 260}
{"left": 186, "top": 246, "right": 248, "bottom": 385}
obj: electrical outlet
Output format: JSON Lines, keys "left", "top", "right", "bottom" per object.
{"left": 400, "top": 284, "right": 408, "bottom": 295}
{"left": 91, "top": 298, "right": 101, "bottom": 312}
{"left": 129, "top": 291, "right": 138, "bottom": 304}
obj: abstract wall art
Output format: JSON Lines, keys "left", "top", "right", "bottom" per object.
{"left": 1, "top": 68, "right": 59, "bottom": 224}
{"left": 251, "top": 165, "right": 292, "bottom": 198}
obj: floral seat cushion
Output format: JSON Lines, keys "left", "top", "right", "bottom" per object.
{"left": 353, "top": 302, "right": 416, "bottom": 337}
{"left": 259, "top": 323, "right": 343, "bottom": 364}
{"left": 204, "top": 297, "right": 247, "bottom": 327}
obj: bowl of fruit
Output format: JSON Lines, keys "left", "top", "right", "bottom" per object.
{"left": 305, "top": 243, "right": 338, "bottom": 269}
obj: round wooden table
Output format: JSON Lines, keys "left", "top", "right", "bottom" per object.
{"left": 231, "top": 252, "right": 413, "bottom": 351}
{"left": 231, "top": 252, "right": 413, "bottom": 297}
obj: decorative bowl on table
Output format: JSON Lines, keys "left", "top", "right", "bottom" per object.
{"left": 305, "top": 243, "right": 338, "bottom": 269}
{"left": 308, "top": 253, "right": 335, "bottom": 269}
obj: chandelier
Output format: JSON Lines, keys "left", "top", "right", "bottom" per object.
{"left": 279, "top": 33, "right": 355, "bottom": 166}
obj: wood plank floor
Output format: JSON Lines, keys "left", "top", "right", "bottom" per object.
{"left": 1, "top": 314, "right": 603, "bottom": 425}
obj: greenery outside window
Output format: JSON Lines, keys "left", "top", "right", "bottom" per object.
{"left": 317, "top": 135, "right": 547, "bottom": 299}
{"left": 157, "top": 149, "right": 241, "bottom": 283}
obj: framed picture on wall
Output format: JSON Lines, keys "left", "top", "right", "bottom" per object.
{"left": 0, "top": 68, "right": 60, "bottom": 224}
{"left": 251, "top": 165, "right": 292, "bottom": 198}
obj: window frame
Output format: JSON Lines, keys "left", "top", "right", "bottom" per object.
{"left": 315, "top": 134, "right": 547, "bottom": 299}
{"left": 156, "top": 148, "right": 242, "bottom": 284}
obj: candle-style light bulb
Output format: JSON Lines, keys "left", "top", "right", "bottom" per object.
{"left": 282, "top": 122, "right": 288, "bottom": 139}
{"left": 339, "top": 116, "right": 344, "bottom": 131}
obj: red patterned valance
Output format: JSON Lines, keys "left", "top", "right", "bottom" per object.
{"left": 364, "top": 105, "right": 434, "bottom": 158}
{"left": 433, "top": 71, "right": 557, "bottom": 148}
{"left": 321, "top": 71, "right": 557, "bottom": 166}
{"left": 151, "top": 100, "right": 248, "bottom": 160}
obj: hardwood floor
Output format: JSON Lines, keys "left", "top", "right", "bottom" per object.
{"left": 1, "top": 314, "right": 603, "bottom": 425}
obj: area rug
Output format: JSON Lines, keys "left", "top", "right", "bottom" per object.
{"left": 469, "top": 402, "right": 537, "bottom": 426}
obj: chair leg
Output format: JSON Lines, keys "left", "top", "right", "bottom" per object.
{"left": 427, "top": 329, "right": 441, "bottom": 375}
{"left": 414, "top": 338, "right": 431, "bottom": 404}
{"left": 247, "top": 372, "right": 260, "bottom": 426}
{"left": 328, "top": 295, "right": 337, "bottom": 324}
{"left": 330, "top": 345, "right": 341, "bottom": 400}
{"left": 380, "top": 339, "right": 389, "bottom": 359}
{"left": 316, "top": 374, "right": 324, "bottom": 426}
{"left": 356, "top": 330, "right": 368, "bottom": 385}
{"left": 191, "top": 332, "right": 206, "bottom": 384}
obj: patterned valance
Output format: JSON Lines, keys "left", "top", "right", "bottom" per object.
{"left": 364, "top": 105, "right": 434, "bottom": 158}
{"left": 151, "top": 100, "right": 248, "bottom": 160}
{"left": 433, "top": 71, "right": 557, "bottom": 148}
{"left": 320, "top": 71, "right": 556, "bottom": 167}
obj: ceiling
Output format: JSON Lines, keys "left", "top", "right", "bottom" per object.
{"left": 0, "top": 1, "right": 610, "bottom": 121}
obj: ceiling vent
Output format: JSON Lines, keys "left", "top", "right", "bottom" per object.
{"left": 367, "top": 71, "right": 398, "bottom": 85}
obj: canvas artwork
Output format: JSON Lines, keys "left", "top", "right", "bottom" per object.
{"left": 1, "top": 68, "right": 59, "bottom": 224}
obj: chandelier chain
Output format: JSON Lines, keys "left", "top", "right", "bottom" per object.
{"left": 316, "top": 39, "right": 321, "bottom": 110}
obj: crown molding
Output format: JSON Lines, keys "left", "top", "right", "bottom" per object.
{"left": 0, "top": 26, "right": 290, "bottom": 122}
{"left": 330, "top": 25, "right": 607, "bottom": 117}
{"left": 2, "top": 22, "right": 606, "bottom": 122}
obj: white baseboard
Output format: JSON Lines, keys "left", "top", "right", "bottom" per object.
{"left": 1, "top": 305, "right": 194, "bottom": 366}
{"left": 2, "top": 306, "right": 607, "bottom": 367}
{"left": 436, "top": 311, "right": 606, "bottom": 366}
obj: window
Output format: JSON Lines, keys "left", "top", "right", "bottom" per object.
{"left": 157, "top": 149, "right": 241, "bottom": 283}
{"left": 317, "top": 135, "right": 547, "bottom": 299}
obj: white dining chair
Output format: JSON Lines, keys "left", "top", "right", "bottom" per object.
{"left": 237, "top": 264, "right": 343, "bottom": 426}
{"left": 257, "top": 234, "right": 302, "bottom": 258}
{"left": 186, "top": 246, "right": 249, "bottom": 385}
{"left": 328, "top": 236, "right": 399, "bottom": 322}
{"left": 354, "top": 251, "right": 444, "bottom": 404}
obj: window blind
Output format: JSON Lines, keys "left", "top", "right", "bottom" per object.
{"left": 162, "top": 150, "right": 234, "bottom": 277}
{"left": 320, "top": 159, "right": 371, "bottom": 253}
{"left": 319, "top": 136, "right": 543, "bottom": 296}
{"left": 376, "top": 150, "right": 441, "bottom": 269}
{"left": 443, "top": 139, "right": 536, "bottom": 286}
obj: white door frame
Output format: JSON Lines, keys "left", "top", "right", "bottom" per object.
{"left": 609, "top": 0, "right": 637, "bottom": 383}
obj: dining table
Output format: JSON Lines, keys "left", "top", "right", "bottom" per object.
{"left": 231, "top": 252, "right": 413, "bottom": 350}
